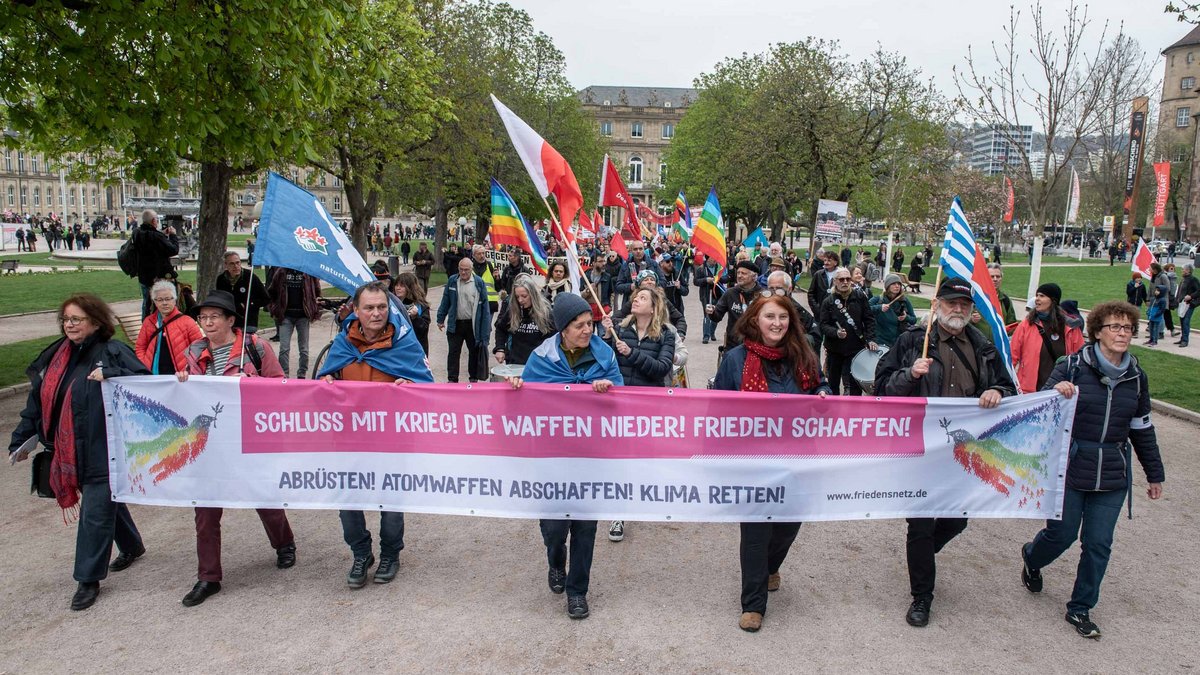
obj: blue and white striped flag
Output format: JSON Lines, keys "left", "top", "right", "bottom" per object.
{"left": 939, "top": 197, "right": 1016, "bottom": 380}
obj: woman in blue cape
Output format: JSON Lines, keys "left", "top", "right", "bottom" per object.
{"left": 507, "top": 293, "right": 621, "bottom": 620}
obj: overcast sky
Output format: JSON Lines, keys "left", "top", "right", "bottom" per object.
{"left": 506, "top": 0, "right": 1187, "bottom": 98}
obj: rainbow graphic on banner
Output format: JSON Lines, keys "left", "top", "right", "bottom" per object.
{"left": 489, "top": 178, "right": 548, "bottom": 275}
{"left": 111, "top": 384, "right": 221, "bottom": 492}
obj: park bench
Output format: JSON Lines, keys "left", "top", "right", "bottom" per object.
{"left": 1, "top": 260, "right": 17, "bottom": 274}
{"left": 117, "top": 312, "right": 143, "bottom": 343}
{"left": 899, "top": 273, "right": 921, "bottom": 293}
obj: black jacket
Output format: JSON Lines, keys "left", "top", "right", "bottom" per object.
{"left": 608, "top": 323, "right": 676, "bottom": 387}
{"left": 497, "top": 262, "right": 531, "bottom": 297}
{"left": 819, "top": 289, "right": 876, "bottom": 355}
{"left": 134, "top": 223, "right": 179, "bottom": 286}
{"left": 808, "top": 267, "right": 833, "bottom": 314}
{"left": 710, "top": 284, "right": 760, "bottom": 348}
{"left": 493, "top": 302, "right": 554, "bottom": 365}
{"left": 660, "top": 265, "right": 690, "bottom": 313}
{"left": 216, "top": 268, "right": 270, "bottom": 330}
{"left": 713, "top": 344, "right": 831, "bottom": 395}
{"left": 10, "top": 336, "right": 149, "bottom": 484}
{"left": 1045, "top": 346, "right": 1164, "bottom": 492}
{"left": 693, "top": 262, "right": 721, "bottom": 304}
{"left": 612, "top": 297, "right": 687, "bottom": 338}
{"left": 875, "top": 323, "right": 1017, "bottom": 399}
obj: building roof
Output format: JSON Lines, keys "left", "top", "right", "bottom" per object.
{"left": 1165, "top": 25, "right": 1200, "bottom": 54}
{"left": 578, "top": 86, "right": 698, "bottom": 108}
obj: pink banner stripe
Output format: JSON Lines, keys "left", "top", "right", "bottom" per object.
{"left": 239, "top": 381, "right": 927, "bottom": 459}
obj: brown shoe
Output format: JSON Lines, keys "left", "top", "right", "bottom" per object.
{"left": 739, "top": 611, "right": 763, "bottom": 632}
{"left": 767, "top": 573, "right": 781, "bottom": 592}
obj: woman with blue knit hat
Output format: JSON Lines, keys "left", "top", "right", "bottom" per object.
{"left": 508, "top": 293, "right": 622, "bottom": 620}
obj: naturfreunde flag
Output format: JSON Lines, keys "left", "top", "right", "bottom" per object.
{"left": 488, "top": 178, "right": 549, "bottom": 276}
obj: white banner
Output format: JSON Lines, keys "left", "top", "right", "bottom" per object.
{"left": 104, "top": 377, "right": 1073, "bottom": 522}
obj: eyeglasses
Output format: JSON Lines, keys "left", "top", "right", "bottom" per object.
{"left": 834, "top": 277, "right": 852, "bottom": 282}
{"left": 1101, "top": 324, "right": 1134, "bottom": 334}
{"left": 197, "top": 313, "right": 227, "bottom": 322}
{"left": 60, "top": 316, "right": 89, "bottom": 326}
{"left": 759, "top": 288, "right": 788, "bottom": 297}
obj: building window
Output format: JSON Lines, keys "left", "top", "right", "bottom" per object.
{"left": 319, "top": 174, "right": 327, "bottom": 187}
{"left": 91, "top": 188, "right": 97, "bottom": 206}
{"left": 600, "top": 121, "right": 612, "bottom": 136}
{"left": 69, "top": 190, "right": 75, "bottom": 206}
{"left": 1175, "top": 146, "right": 1190, "bottom": 163}
{"left": 16, "top": 151, "right": 24, "bottom": 173}
{"left": 1190, "top": 52, "right": 1196, "bottom": 64}
{"left": 334, "top": 176, "right": 343, "bottom": 188}
{"left": 1185, "top": 77, "right": 1197, "bottom": 91}
{"left": 628, "top": 156, "right": 643, "bottom": 185}
{"left": 602, "top": 99, "right": 611, "bottom": 106}
{"left": 664, "top": 101, "right": 672, "bottom": 108}
{"left": 6, "top": 186, "right": 13, "bottom": 206}
{"left": 659, "top": 162, "right": 667, "bottom": 185}
{"left": 662, "top": 123, "right": 675, "bottom": 139}
{"left": 333, "top": 195, "right": 342, "bottom": 212}
{"left": 30, "top": 155, "right": 39, "bottom": 173}
{"left": 1178, "top": 107, "right": 1192, "bottom": 128}
{"left": 33, "top": 186, "right": 40, "bottom": 207}
{"left": 320, "top": 196, "right": 327, "bottom": 207}
{"left": 631, "top": 122, "right": 643, "bottom": 138}
{"left": 20, "top": 186, "right": 27, "bottom": 206}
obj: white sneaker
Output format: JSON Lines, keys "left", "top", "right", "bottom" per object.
{"left": 608, "top": 520, "right": 624, "bottom": 542}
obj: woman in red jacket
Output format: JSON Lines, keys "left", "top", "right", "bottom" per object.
{"left": 1010, "top": 283, "right": 1083, "bottom": 393}
{"left": 134, "top": 280, "right": 203, "bottom": 375}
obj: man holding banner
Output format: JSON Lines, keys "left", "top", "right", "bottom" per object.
{"left": 875, "top": 277, "right": 1017, "bottom": 628}
{"left": 318, "top": 281, "right": 434, "bottom": 588}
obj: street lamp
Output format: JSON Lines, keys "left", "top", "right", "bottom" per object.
{"left": 458, "top": 216, "right": 467, "bottom": 245}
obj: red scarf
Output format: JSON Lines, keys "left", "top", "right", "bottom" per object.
{"left": 40, "top": 340, "right": 80, "bottom": 515}
{"left": 740, "top": 340, "right": 814, "bottom": 393}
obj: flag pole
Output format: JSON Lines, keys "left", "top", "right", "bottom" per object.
{"left": 539, "top": 196, "right": 609, "bottom": 320}
{"left": 920, "top": 264, "right": 944, "bottom": 359}
{"left": 238, "top": 265, "right": 256, "bottom": 370}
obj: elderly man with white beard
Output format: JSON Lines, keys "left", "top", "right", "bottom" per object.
{"left": 873, "top": 276, "right": 1017, "bottom": 630}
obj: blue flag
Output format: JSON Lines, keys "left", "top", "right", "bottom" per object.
{"left": 255, "top": 171, "right": 374, "bottom": 295}
{"left": 741, "top": 226, "right": 768, "bottom": 249}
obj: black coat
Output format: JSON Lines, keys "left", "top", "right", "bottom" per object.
{"left": 875, "top": 323, "right": 1017, "bottom": 399}
{"left": 216, "top": 268, "right": 270, "bottom": 330}
{"left": 493, "top": 302, "right": 554, "bottom": 365}
{"left": 808, "top": 267, "right": 833, "bottom": 314}
{"left": 1044, "top": 346, "right": 1164, "bottom": 492}
{"left": 10, "top": 336, "right": 149, "bottom": 484}
{"left": 710, "top": 284, "right": 760, "bottom": 348}
{"left": 818, "top": 289, "right": 875, "bottom": 355}
{"left": 713, "top": 344, "right": 831, "bottom": 395}
{"left": 134, "top": 223, "right": 179, "bottom": 286}
{"left": 609, "top": 322, "right": 676, "bottom": 387}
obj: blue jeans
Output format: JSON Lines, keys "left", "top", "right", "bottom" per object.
{"left": 339, "top": 510, "right": 405, "bottom": 558}
{"left": 1181, "top": 304, "right": 1195, "bottom": 344}
{"left": 1148, "top": 319, "right": 1163, "bottom": 343}
{"left": 703, "top": 315, "right": 716, "bottom": 341}
{"left": 1024, "top": 486, "right": 1126, "bottom": 614}
{"left": 276, "top": 316, "right": 311, "bottom": 378}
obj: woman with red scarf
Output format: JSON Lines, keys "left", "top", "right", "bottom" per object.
{"left": 712, "top": 295, "right": 830, "bottom": 633}
{"left": 9, "top": 294, "right": 150, "bottom": 611}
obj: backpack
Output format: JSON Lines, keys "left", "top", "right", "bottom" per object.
{"left": 118, "top": 232, "right": 139, "bottom": 278}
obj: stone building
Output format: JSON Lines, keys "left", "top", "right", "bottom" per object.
{"left": 577, "top": 85, "right": 696, "bottom": 212}
{"left": 1160, "top": 25, "right": 1200, "bottom": 239}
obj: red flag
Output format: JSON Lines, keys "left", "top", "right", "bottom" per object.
{"left": 599, "top": 155, "right": 643, "bottom": 240}
{"left": 1003, "top": 176, "right": 1014, "bottom": 223}
{"left": 577, "top": 209, "right": 595, "bottom": 233}
{"left": 1153, "top": 162, "right": 1170, "bottom": 227}
{"left": 609, "top": 235, "right": 628, "bottom": 260}
{"left": 1131, "top": 239, "right": 1156, "bottom": 279}
{"left": 593, "top": 210, "right": 604, "bottom": 232}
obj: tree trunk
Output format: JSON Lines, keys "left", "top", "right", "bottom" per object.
{"left": 433, "top": 196, "right": 449, "bottom": 270}
{"left": 197, "top": 160, "right": 233, "bottom": 297}
{"left": 344, "top": 175, "right": 370, "bottom": 256}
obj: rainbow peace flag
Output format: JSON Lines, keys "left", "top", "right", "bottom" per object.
{"left": 672, "top": 191, "right": 693, "bottom": 242}
{"left": 489, "top": 178, "right": 548, "bottom": 275}
{"left": 692, "top": 187, "right": 726, "bottom": 270}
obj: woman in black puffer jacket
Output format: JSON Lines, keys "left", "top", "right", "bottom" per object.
{"left": 493, "top": 274, "right": 555, "bottom": 366}
{"left": 601, "top": 286, "right": 676, "bottom": 387}
{"left": 1020, "top": 301, "right": 1165, "bottom": 640}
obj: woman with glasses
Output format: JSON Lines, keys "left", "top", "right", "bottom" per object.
{"left": 9, "top": 294, "right": 150, "bottom": 610}
{"left": 1020, "top": 301, "right": 1165, "bottom": 639}
{"left": 135, "top": 279, "right": 203, "bottom": 375}
{"left": 712, "top": 295, "right": 830, "bottom": 632}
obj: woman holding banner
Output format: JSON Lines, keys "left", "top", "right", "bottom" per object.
{"left": 507, "top": 293, "right": 622, "bottom": 620}
{"left": 10, "top": 293, "right": 150, "bottom": 611}
{"left": 1020, "top": 301, "right": 1165, "bottom": 639}
{"left": 712, "top": 295, "right": 830, "bottom": 633}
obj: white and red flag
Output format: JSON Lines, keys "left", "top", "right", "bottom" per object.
{"left": 1131, "top": 239, "right": 1157, "bottom": 279}
{"left": 490, "top": 94, "right": 583, "bottom": 228}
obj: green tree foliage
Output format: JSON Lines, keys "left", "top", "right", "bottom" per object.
{"left": 663, "top": 40, "right": 952, "bottom": 248}
{"left": 310, "top": 0, "right": 450, "bottom": 255}
{"left": 384, "top": 0, "right": 604, "bottom": 266}
{"left": 0, "top": 0, "right": 364, "bottom": 294}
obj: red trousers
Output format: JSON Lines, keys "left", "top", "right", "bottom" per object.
{"left": 194, "top": 507, "right": 294, "bottom": 582}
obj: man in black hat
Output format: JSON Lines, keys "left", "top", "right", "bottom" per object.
{"left": 706, "top": 260, "right": 762, "bottom": 350}
{"left": 874, "top": 276, "right": 1017, "bottom": 628}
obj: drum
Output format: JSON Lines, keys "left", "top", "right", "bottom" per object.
{"left": 489, "top": 364, "right": 525, "bottom": 383}
{"left": 850, "top": 346, "right": 889, "bottom": 394}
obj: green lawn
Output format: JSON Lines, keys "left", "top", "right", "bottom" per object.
{"left": 6, "top": 251, "right": 119, "bottom": 267}
{"left": 1128, "top": 346, "right": 1200, "bottom": 412}
{"left": 0, "top": 270, "right": 154, "bottom": 314}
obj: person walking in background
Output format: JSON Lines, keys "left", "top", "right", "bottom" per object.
{"left": 1009, "top": 283, "right": 1084, "bottom": 393}
{"left": 493, "top": 274, "right": 555, "bottom": 367}
{"left": 412, "top": 241, "right": 434, "bottom": 291}
{"left": 437, "top": 257, "right": 491, "bottom": 383}
{"left": 267, "top": 267, "right": 322, "bottom": 379}
{"left": 216, "top": 251, "right": 269, "bottom": 333}
{"left": 870, "top": 273, "right": 916, "bottom": 348}
{"left": 1176, "top": 263, "right": 1199, "bottom": 347}
{"left": 135, "top": 280, "right": 203, "bottom": 375}
{"left": 1126, "top": 273, "right": 1147, "bottom": 308}
{"left": 391, "top": 273, "right": 431, "bottom": 356}
{"left": 133, "top": 209, "right": 179, "bottom": 319}
{"left": 1146, "top": 281, "right": 1168, "bottom": 347}
{"left": 400, "top": 239, "right": 411, "bottom": 265}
